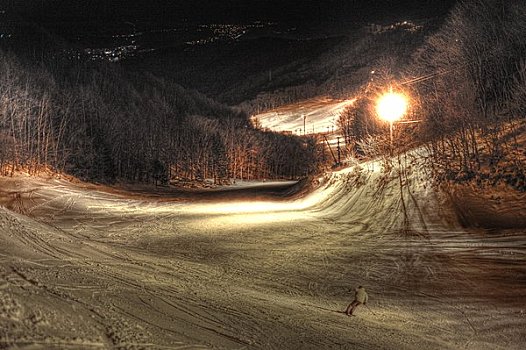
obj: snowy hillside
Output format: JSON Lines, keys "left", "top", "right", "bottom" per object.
{"left": 253, "top": 97, "right": 354, "bottom": 135}
{"left": 1, "top": 155, "right": 525, "bottom": 349}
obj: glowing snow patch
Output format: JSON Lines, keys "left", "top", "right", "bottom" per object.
{"left": 190, "top": 211, "right": 309, "bottom": 229}
{"left": 253, "top": 98, "right": 356, "bottom": 134}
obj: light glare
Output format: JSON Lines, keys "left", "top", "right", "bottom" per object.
{"left": 376, "top": 92, "right": 408, "bottom": 123}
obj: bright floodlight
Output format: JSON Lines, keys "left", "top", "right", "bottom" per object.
{"left": 376, "top": 92, "right": 408, "bottom": 123}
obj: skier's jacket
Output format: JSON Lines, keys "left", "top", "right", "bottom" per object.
{"left": 355, "top": 287, "right": 368, "bottom": 304}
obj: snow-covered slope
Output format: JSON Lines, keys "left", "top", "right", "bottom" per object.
{"left": 1, "top": 157, "right": 525, "bottom": 349}
{"left": 252, "top": 97, "right": 354, "bottom": 135}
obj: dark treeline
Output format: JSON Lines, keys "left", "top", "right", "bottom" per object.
{"left": 336, "top": 0, "right": 526, "bottom": 190}
{"left": 0, "top": 51, "right": 325, "bottom": 184}
{"left": 411, "top": 0, "right": 526, "bottom": 189}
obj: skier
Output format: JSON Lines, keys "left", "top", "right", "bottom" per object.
{"left": 345, "top": 285, "right": 368, "bottom": 316}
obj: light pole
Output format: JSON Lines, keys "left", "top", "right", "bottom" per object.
{"left": 302, "top": 114, "right": 306, "bottom": 135}
{"left": 376, "top": 90, "right": 408, "bottom": 151}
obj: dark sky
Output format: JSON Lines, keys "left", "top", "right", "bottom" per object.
{"left": 6, "top": 0, "right": 457, "bottom": 24}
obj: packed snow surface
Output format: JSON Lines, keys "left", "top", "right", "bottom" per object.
{"left": 252, "top": 97, "right": 354, "bottom": 135}
{"left": 1, "top": 155, "right": 525, "bottom": 349}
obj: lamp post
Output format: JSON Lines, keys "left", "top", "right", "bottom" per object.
{"left": 376, "top": 90, "right": 408, "bottom": 150}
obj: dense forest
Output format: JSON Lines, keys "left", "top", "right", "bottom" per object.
{"left": 0, "top": 52, "right": 326, "bottom": 184}
{"left": 336, "top": 0, "right": 525, "bottom": 190}
{"left": 413, "top": 0, "right": 526, "bottom": 189}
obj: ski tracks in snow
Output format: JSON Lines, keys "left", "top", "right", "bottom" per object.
{"left": 1, "top": 163, "right": 526, "bottom": 349}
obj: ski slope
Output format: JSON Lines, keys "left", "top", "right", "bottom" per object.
{"left": 252, "top": 97, "right": 354, "bottom": 135}
{"left": 1, "top": 155, "right": 525, "bottom": 349}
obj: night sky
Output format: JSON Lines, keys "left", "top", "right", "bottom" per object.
{"left": 7, "top": 1, "right": 457, "bottom": 24}
{"left": 0, "top": 0, "right": 458, "bottom": 61}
